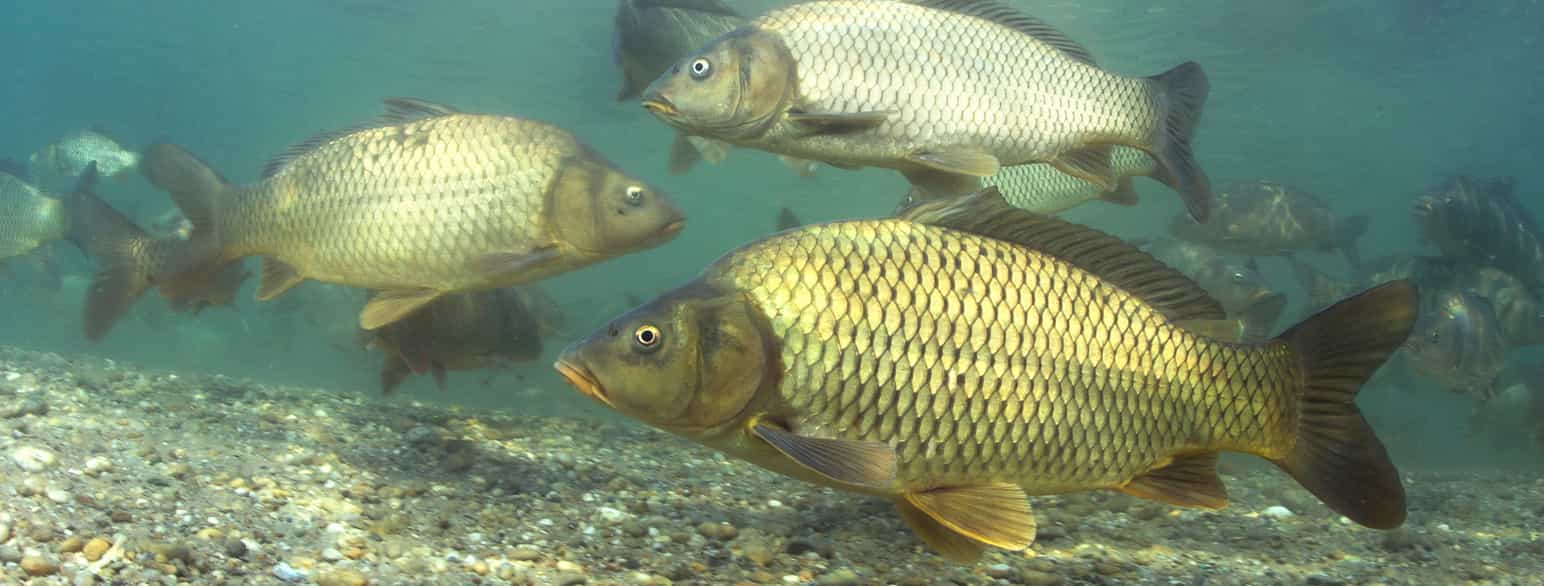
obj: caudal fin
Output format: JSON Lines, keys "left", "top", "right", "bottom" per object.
{"left": 1274, "top": 280, "right": 1417, "bottom": 529}
{"left": 66, "top": 165, "right": 154, "bottom": 341}
{"left": 1146, "top": 61, "right": 1211, "bottom": 222}
{"left": 140, "top": 142, "right": 232, "bottom": 286}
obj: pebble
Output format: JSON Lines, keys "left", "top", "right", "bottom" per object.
{"left": 57, "top": 536, "right": 84, "bottom": 554}
{"left": 556, "top": 560, "right": 585, "bottom": 573}
{"left": 321, "top": 547, "right": 345, "bottom": 561}
{"left": 818, "top": 568, "right": 860, "bottom": 586}
{"left": 555, "top": 572, "right": 588, "bottom": 586}
{"left": 696, "top": 521, "right": 738, "bottom": 541}
{"left": 82, "top": 456, "right": 113, "bottom": 476}
{"left": 595, "top": 506, "right": 629, "bottom": 525}
{"left": 1, "top": 397, "right": 47, "bottom": 419}
{"left": 273, "top": 562, "right": 308, "bottom": 583}
{"left": 1020, "top": 570, "right": 1067, "bottom": 586}
{"left": 0, "top": 544, "right": 21, "bottom": 563}
{"left": 985, "top": 564, "right": 1015, "bottom": 579}
{"left": 317, "top": 569, "right": 369, "bottom": 586}
{"left": 46, "top": 487, "right": 71, "bottom": 503}
{"left": 509, "top": 547, "right": 541, "bottom": 561}
{"left": 0, "top": 521, "right": 10, "bottom": 543}
{"left": 11, "top": 445, "right": 57, "bottom": 472}
{"left": 21, "top": 552, "right": 61, "bottom": 576}
{"left": 83, "top": 538, "right": 112, "bottom": 562}
{"left": 1262, "top": 506, "right": 1295, "bottom": 519}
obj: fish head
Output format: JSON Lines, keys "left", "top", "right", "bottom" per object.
{"left": 548, "top": 155, "right": 685, "bottom": 257}
{"left": 1407, "top": 290, "right": 1506, "bottom": 390}
{"left": 641, "top": 28, "right": 793, "bottom": 140}
{"left": 555, "top": 284, "right": 771, "bottom": 439}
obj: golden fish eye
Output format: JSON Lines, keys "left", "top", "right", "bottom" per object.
{"left": 689, "top": 58, "right": 712, "bottom": 80}
{"left": 634, "top": 324, "right": 662, "bottom": 349}
{"left": 625, "top": 185, "right": 645, "bottom": 205}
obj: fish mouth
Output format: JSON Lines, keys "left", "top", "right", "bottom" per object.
{"left": 554, "top": 359, "right": 612, "bottom": 408}
{"left": 660, "top": 218, "right": 686, "bottom": 237}
{"left": 641, "top": 94, "right": 678, "bottom": 117}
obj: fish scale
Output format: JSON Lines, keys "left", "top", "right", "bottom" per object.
{"left": 0, "top": 173, "right": 66, "bottom": 258}
{"left": 714, "top": 220, "right": 1297, "bottom": 490}
{"left": 764, "top": 1, "right": 1161, "bottom": 159}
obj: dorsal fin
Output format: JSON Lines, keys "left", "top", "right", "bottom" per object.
{"left": 899, "top": 188, "right": 1224, "bottom": 322}
{"left": 261, "top": 98, "right": 462, "bottom": 178}
{"left": 907, "top": 0, "right": 1097, "bottom": 66}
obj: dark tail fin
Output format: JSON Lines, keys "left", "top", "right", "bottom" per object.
{"left": 1273, "top": 280, "right": 1417, "bottom": 529}
{"left": 141, "top": 143, "right": 228, "bottom": 270}
{"left": 1336, "top": 215, "right": 1369, "bottom": 271}
{"left": 66, "top": 164, "right": 155, "bottom": 341}
{"left": 1145, "top": 61, "right": 1211, "bottom": 222}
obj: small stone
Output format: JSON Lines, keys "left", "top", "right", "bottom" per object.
{"left": 817, "top": 568, "right": 860, "bottom": 586}
{"left": 321, "top": 547, "right": 345, "bottom": 561}
{"left": 11, "top": 445, "right": 57, "bottom": 472}
{"left": 22, "top": 552, "right": 61, "bottom": 576}
{"left": 46, "top": 488, "right": 71, "bottom": 504}
{"left": 82, "top": 456, "right": 113, "bottom": 476}
{"left": 509, "top": 547, "right": 541, "bottom": 561}
{"left": 0, "top": 521, "right": 10, "bottom": 543}
{"left": 696, "top": 521, "right": 737, "bottom": 541}
{"left": 595, "top": 506, "right": 629, "bottom": 525}
{"left": 316, "top": 569, "right": 368, "bottom": 586}
{"left": 556, "top": 560, "right": 584, "bottom": 573}
{"left": 57, "top": 536, "right": 85, "bottom": 554}
{"left": 83, "top": 538, "right": 112, "bottom": 562}
{"left": 985, "top": 564, "right": 1015, "bottom": 580}
{"left": 110, "top": 510, "right": 134, "bottom": 523}
{"left": 1, "top": 397, "right": 47, "bottom": 419}
{"left": 1020, "top": 570, "right": 1066, "bottom": 586}
{"left": 0, "top": 544, "right": 22, "bottom": 563}
{"left": 273, "top": 562, "right": 308, "bottom": 583}
{"left": 555, "top": 572, "right": 588, "bottom": 586}
{"left": 1261, "top": 506, "right": 1294, "bottom": 519}
{"left": 224, "top": 538, "right": 248, "bottom": 559}
{"left": 195, "top": 527, "right": 223, "bottom": 540}
{"left": 1036, "top": 525, "right": 1067, "bottom": 542}
{"left": 30, "top": 523, "right": 56, "bottom": 542}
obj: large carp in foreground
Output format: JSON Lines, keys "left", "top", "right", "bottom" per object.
{"left": 556, "top": 189, "right": 1415, "bottom": 561}
{"left": 119, "top": 98, "right": 684, "bottom": 337}
{"left": 642, "top": 0, "right": 1212, "bottom": 219}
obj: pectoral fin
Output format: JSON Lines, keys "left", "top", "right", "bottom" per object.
{"left": 1116, "top": 451, "right": 1228, "bottom": 509}
{"left": 667, "top": 133, "right": 701, "bottom": 175}
{"left": 470, "top": 246, "right": 562, "bottom": 278}
{"left": 904, "top": 484, "right": 1037, "bottom": 551}
{"left": 360, "top": 288, "right": 442, "bottom": 330}
{"left": 787, "top": 109, "right": 891, "bottom": 134}
{"left": 906, "top": 148, "right": 1000, "bottom": 177}
{"left": 750, "top": 421, "right": 896, "bottom": 489}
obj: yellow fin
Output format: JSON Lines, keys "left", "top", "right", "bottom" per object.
{"left": 750, "top": 421, "right": 896, "bottom": 489}
{"left": 360, "top": 288, "right": 442, "bottom": 330}
{"left": 904, "top": 483, "right": 1036, "bottom": 551}
{"left": 1175, "top": 318, "right": 1247, "bottom": 343}
{"left": 906, "top": 147, "right": 1000, "bottom": 177}
{"left": 895, "top": 498, "right": 986, "bottom": 563}
{"left": 256, "top": 256, "right": 306, "bottom": 300}
{"left": 1117, "top": 452, "right": 1229, "bottom": 509}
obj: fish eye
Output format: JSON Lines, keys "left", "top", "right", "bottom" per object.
{"left": 1230, "top": 271, "right": 1246, "bottom": 283}
{"left": 625, "top": 185, "right": 646, "bottom": 206}
{"left": 633, "top": 324, "right": 662, "bottom": 351}
{"left": 689, "top": 58, "right": 712, "bottom": 80}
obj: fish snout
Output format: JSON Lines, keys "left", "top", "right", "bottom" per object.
{"left": 641, "top": 93, "right": 678, "bottom": 117}
{"left": 554, "top": 358, "right": 612, "bottom": 408}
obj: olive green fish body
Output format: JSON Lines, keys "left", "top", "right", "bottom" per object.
{"left": 710, "top": 220, "right": 1297, "bottom": 492}
{"left": 219, "top": 114, "right": 570, "bottom": 291}
{"left": 0, "top": 173, "right": 67, "bottom": 258}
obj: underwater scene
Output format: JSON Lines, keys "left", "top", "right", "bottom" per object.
{"left": 2, "top": 0, "right": 1542, "bottom": 584}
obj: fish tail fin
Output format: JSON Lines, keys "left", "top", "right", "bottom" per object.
{"left": 66, "top": 165, "right": 153, "bottom": 341}
{"left": 1336, "top": 215, "right": 1369, "bottom": 271}
{"left": 1099, "top": 177, "right": 1140, "bottom": 206}
{"left": 1145, "top": 61, "right": 1211, "bottom": 222}
{"left": 1272, "top": 280, "right": 1417, "bottom": 529}
{"left": 141, "top": 142, "right": 232, "bottom": 284}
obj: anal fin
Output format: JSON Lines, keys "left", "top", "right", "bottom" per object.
{"left": 360, "top": 288, "right": 443, "bottom": 330}
{"left": 750, "top": 420, "right": 896, "bottom": 489}
{"left": 1099, "top": 177, "right": 1140, "bottom": 206}
{"left": 904, "top": 483, "right": 1036, "bottom": 551}
{"left": 257, "top": 256, "right": 306, "bottom": 300}
{"left": 1050, "top": 145, "right": 1115, "bottom": 189}
{"left": 895, "top": 499, "right": 986, "bottom": 563}
{"left": 1116, "top": 452, "right": 1229, "bottom": 509}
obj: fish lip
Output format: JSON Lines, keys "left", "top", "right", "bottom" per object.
{"left": 641, "top": 94, "right": 678, "bottom": 117}
{"left": 660, "top": 218, "right": 686, "bottom": 237}
{"left": 554, "top": 359, "right": 612, "bottom": 408}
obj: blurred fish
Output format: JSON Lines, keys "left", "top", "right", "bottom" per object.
{"left": 1402, "top": 289, "right": 1508, "bottom": 401}
{"left": 1288, "top": 257, "right": 1355, "bottom": 317}
{"left": 121, "top": 98, "right": 683, "bottom": 341}
{"left": 363, "top": 287, "right": 546, "bottom": 394}
{"left": 775, "top": 206, "right": 802, "bottom": 231}
{"left": 1170, "top": 180, "right": 1368, "bottom": 268}
{"left": 30, "top": 127, "right": 140, "bottom": 181}
{"left": 979, "top": 146, "right": 1156, "bottom": 214}
{"left": 557, "top": 189, "right": 1413, "bottom": 561}
{"left": 1403, "top": 257, "right": 1544, "bottom": 348}
{"left": 67, "top": 170, "right": 250, "bottom": 338}
{"left": 1413, "top": 175, "right": 1544, "bottom": 294}
{"left": 642, "top": 0, "right": 1212, "bottom": 219}
{"left": 1144, "top": 239, "right": 1285, "bottom": 341}
{"left": 147, "top": 208, "right": 193, "bottom": 240}
{"left": 0, "top": 169, "right": 73, "bottom": 260}
{"left": 0, "top": 158, "right": 31, "bottom": 182}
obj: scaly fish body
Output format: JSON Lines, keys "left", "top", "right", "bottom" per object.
{"left": 365, "top": 287, "right": 546, "bottom": 394}
{"left": 0, "top": 172, "right": 68, "bottom": 259}
{"left": 137, "top": 99, "right": 683, "bottom": 332}
{"left": 1145, "top": 239, "right": 1284, "bottom": 341}
{"left": 644, "top": 0, "right": 1211, "bottom": 219}
{"left": 30, "top": 129, "right": 140, "bottom": 180}
{"left": 559, "top": 190, "right": 1413, "bottom": 561}
{"left": 1404, "top": 289, "right": 1508, "bottom": 400}
{"left": 1413, "top": 175, "right": 1544, "bottom": 294}
{"left": 985, "top": 147, "right": 1156, "bottom": 214}
{"left": 1170, "top": 180, "right": 1367, "bottom": 268}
